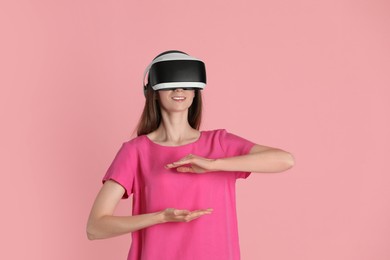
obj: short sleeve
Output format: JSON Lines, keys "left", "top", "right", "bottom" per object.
{"left": 219, "top": 129, "right": 256, "bottom": 179}
{"left": 102, "top": 142, "right": 135, "bottom": 199}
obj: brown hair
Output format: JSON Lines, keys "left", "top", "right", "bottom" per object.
{"left": 136, "top": 88, "right": 203, "bottom": 136}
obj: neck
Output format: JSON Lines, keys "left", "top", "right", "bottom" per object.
{"left": 151, "top": 110, "right": 199, "bottom": 144}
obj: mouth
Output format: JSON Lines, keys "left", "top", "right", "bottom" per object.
{"left": 171, "top": 96, "right": 186, "bottom": 101}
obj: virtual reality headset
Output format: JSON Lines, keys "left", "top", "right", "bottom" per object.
{"left": 143, "top": 51, "right": 207, "bottom": 96}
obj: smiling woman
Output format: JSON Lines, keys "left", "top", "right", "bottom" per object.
{"left": 86, "top": 50, "right": 294, "bottom": 260}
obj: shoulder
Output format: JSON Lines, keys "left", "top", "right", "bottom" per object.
{"left": 198, "top": 129, "right": 225, "bottom": 144}
{"left": 124, "top": 134, "right": 147, "bottom": 144}
{"left": 203, "top": 128, "right": 255, "bottom": 148}
{"left": 201, "top": 128, "right": 241, "bottom": 141}
{"left": 121, "top": 135, "right": 149, "bottom": 151}
{"left": 199, "top": 129, "right": 233, "bottom": 148}
{"left": 199, "top": 129, "right": 255, "bottom": 156}
{"left": 201, "top": 128, "right": 227, "bottom": 138}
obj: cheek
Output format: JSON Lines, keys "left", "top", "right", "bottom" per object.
{"left": 188, "top": 91, "right": 195, "bottom": 99}
{"left": 158, "top": 91, "right": 166, "bottom": 100}
{"left": 158, "top": 92, "right": 170, "bottom": 103}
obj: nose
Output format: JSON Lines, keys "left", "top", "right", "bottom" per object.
{"left": 174, "top": 88, "right": 184, "bottom": 92}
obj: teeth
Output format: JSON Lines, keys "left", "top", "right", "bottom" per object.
{"left": 172, "top": 97, "right": 185, "bottom": 100}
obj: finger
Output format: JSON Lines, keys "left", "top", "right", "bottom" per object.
{"left": 165, "top": 163, "right": 177, "bottom": 169}
{"left": 176, "top": 166, "right": 194, "bottom": 173}
{"left": 190, "top": 209, "right": 213, "bottom": 217}
{"left": 192, "top": 208, "right": 213, "bottom": 214}
{"left": 174, "top": 159, "right": 192, "bottom": 165}
{"left": 185, "top": 210, "right": 213, "bottom": 221}
{"left": 165, "top": 159, "right": 192, "bottom": 168}
{"left": 174, "top": 154, "right": 194, "bottom": 164}
{"left": 173, "top": 209, "right": 190, "bottom": 216}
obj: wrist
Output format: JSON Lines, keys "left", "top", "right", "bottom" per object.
{"left": 154, "top": 210, "right": 167, "bottom": 224}
{"left": 211, "top": 158, "right": 225, "bottom": 172}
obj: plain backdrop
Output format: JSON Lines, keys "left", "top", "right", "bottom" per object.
{"left": 1, "top": 0, "right": 389, "bottom": 259}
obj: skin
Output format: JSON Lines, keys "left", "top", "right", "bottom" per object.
{"left": 86, "top": 88, "right": 295, "bottom": 240}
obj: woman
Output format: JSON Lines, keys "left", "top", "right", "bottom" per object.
{"left": 86, "top": 50, "right": 295, "bottom": 260}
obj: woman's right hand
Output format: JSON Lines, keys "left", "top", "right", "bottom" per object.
{"left": 87, "top": 181, "right": 214, "bottom": 240}
{"left": 160, "top": 208, "right": 213, "bottom": 223}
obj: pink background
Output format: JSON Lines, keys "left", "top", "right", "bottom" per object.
{"left": 1, "top": 0, "right": 389, "bottom": 259}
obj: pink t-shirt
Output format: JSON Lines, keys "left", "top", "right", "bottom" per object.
{"left": 103, "top": 129, "right": 255, "bottom": 260}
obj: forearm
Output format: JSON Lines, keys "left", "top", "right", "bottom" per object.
{"left": 213, "top": 149, "right": 295, "bottom": 173}
{"left": 87, "top": 211, "right": 163, "bottom": 240}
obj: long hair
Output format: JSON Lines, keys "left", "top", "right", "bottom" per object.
{"left": 136, "top": 87, "right": 203, "bottom": 136}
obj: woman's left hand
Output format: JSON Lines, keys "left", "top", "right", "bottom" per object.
{"left": 165, "top": 154, "right": 217, "bottom": 173}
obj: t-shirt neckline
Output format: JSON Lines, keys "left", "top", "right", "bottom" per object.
{"left": 144, "top": 131, "right": 203, "bottom": 148}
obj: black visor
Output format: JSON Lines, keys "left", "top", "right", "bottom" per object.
{"left": 149, "top": 60, "right": 206, "bottom": 90}
{"left": 143, "top": 52, "right": 207, "bottom": 94}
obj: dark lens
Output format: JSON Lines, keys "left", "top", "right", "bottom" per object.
{"left": 157, "top": 88, "right": 174, "bottom": 91}
{"left": 158, "top": 87, "right": 195, "bottom": 91}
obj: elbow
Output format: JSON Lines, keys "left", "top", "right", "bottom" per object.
{"left": 273, "top": 150, "right": 295, "bottom": 172}
{"left": 86, "top": 220, "right": 102, "bottom": 240}
{"left": 87, "top": 229, "right": 97, "bottom": 241}
{"left": 264, "top": 150, "right": 295, "bottom": 173}
{"left": 86, "top": 224, "right": 97, "bottom": 240}
{"left": 283, "top": 152, "right": 295, "bottom": 170}
{"left": 87, "top": 231, "right": 96, "bottom": 241}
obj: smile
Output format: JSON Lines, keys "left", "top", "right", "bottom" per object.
{"left": 171, "top": 96, "right": 186, "bottom": 101}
